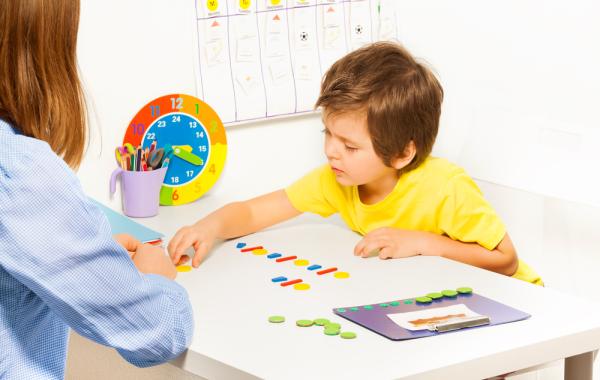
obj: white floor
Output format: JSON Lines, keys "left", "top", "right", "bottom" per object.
{"left": 478, "top": 180, "right": 600, "bottom": 380}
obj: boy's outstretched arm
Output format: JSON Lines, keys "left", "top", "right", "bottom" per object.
{"left": 168, "top": 189, "right": 301, "bottom": 267}
{"left": 355, "top": 229, "right": 519, "bottom": 276}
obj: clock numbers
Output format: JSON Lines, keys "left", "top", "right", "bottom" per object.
{"left": 131, "top": 123, "right": 145, "bottom": 135}
{"left": 186, "top": 170, "right": 194, "bottom": 177}
{"left": 150, "top": 105, "right": 160, "bottom": 116}
{"left": 199, "top": 145, "right": 207, "bottom": 152}
{"left": 146, "top": 133, "right": 156, "bottom": 140}
{"left": 172, "top": 115, "right": 181, "bottom": 122}
{"left": 209, "top": 164, "right": 216, "bottom": 174}
{"left": 158, "top": 121, "right": 166, "bottom": 128}
{"left": 189, "top": 122, "right": 197, "bottom": 129}
{"left": 172, "top": 190, "right": 179, "bottom": 201}
{"left": 171, "top": 176, "right": 180, "bottom": 183}
{"left": 171, "top": 97, "right": 183, "bottom": 110}
{"left": 196, "top": 131, "right": 204, "bottom": 138}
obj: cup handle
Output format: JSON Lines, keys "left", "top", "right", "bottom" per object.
{"left": 109, "top": 168, "right": 123, "bottom": 196}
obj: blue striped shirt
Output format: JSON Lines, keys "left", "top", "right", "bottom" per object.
{"left": 0, "top": 119, "right": 194, "bottom": 379}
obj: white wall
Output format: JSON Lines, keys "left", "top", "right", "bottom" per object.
{"left": 77, "top": 0, "right": 600, "bottom": 209}
{"left": 396, "top": 0, "right": 600, "bottom": 206}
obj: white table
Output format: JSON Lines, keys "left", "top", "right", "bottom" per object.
{"left": 67, "top": 186, "right": 600, "bottom": 380}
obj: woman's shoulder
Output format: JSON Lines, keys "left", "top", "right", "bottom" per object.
{"left": 0, "top": 119, "right": 78, "bottom": 192}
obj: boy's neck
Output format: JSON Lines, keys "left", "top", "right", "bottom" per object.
{"left": 357, "top": 171, "right": 400, "bottom": 205}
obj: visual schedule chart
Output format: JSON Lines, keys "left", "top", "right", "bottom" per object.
{"left": 194, "top": 0, "right": 400, "bottom": 125}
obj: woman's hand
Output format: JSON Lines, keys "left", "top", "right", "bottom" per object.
{"left": 113, "top": 233, "right": 143, "bottom": 259}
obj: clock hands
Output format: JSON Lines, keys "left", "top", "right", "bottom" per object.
{"left": 172, "top": 146, "right": 203, "bottom": 166}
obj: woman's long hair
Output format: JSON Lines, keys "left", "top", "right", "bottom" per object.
{"left": 0, "top": 0, "right": 87, "bottom": 168}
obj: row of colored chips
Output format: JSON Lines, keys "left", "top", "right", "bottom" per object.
{"left": 337, "top": 287, "right": 473, "bottom": 313}
{"left": 267, "top": 315, "right": 357, "bottom": 339}
{"left": 414, "top": 287, "right": 473, "bottom": 304}
{"left": 235, "top": 241, "right": 351, "bottom": 291}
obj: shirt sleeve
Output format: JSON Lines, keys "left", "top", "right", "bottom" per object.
{"left": 0, "top": 138, "right": 193, "bottom": 367}
{"left": 436, "top": 172, "right": 506, "bottom": 251}
{"left": 284, "top": 164, "right": 338, "bottom": 217}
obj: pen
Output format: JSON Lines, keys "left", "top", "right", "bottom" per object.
{"left": 136, "top": 148, "right": 142, "bottom": 171}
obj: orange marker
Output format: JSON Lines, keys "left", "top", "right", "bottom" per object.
{"left": 241, "top": 245, "right": 263, "bottom": 252}
{"left": 276, "top": 255, "right": 297, "bottom": 263}
{"left": 281, "top": 279, "right": 302, "bottom": 287}
{"left": 317, "top": 267, "right": 337, "bottom": 275}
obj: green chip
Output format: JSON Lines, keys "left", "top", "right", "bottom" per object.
{"left": 457, "top": 287, "right": 473, "bottom": 294}
{"left": 324, "top": 328, "right": 340, "bottom": 336}
{"left": 313, "top": 318, "right": 330, "bottom": 326}
{"left": 337, "top": 308, "right": 347, "bottom": 313}
{"left": 390, "top": 301, "right": 400, "bottom": 306}
{"left": 268, "top": 315, "right": 285, "bottom": 323}
{"left": 364, "top": 305, "right": 374, "bottom": 310}
{"left": 415, "top": 296, "right": 432, "bottom": 304}
{"left": 350, "top": 307, "right": 359, "bottom": 311}
{"left": 379, "top": 303, "right": 389, "bottom": 308}
{"left": 340, "top": 331, "right": 357, "bottom": 339}
{"left": 324, "top": 322, "right": 341, "bottom": 330}
{"left": 442, "top": 290, "right": 458, "bottom": 297}
{"left": 426, "top": 292, "right": 443, "bottom": 300}
{"left": 296, "top": 319, "right": 314, "bottom": 327}
{"left": 404, "top": 299, "right": 413, "bottom": 304}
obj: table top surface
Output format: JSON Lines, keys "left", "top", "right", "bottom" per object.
{"left": 133, "top": 193, "right": 600, "bottom": 379}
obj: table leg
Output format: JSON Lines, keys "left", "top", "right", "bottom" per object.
{"left": 564, "top": 351, "right": 597, "bottom": 380}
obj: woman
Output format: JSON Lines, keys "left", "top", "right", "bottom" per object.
{"left": 0, "top": 1, "right": 193, "bottom": 379}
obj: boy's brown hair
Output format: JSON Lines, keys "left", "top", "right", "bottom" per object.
{"left": 0, "top": 0, "right": 87, "bottom": 169}
{"left": 316, "top": 42, "right": 443, "bottom": 173}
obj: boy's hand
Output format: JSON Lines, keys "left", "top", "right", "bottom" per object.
{"left": 114, "top": 233, "right": 142, "bottom": 259}
{"left": 168, "top": 222, "right": 217, "bottom": 268}
{"left": 132, "top": 244, "right": 177, "bottom": 280}
{"left": 354, "top": 228, "right": 431, "bottom": 259}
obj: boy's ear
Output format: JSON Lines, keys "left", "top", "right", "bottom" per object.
{"left": 391, "top": 141, "right": 417, "bottom": 170}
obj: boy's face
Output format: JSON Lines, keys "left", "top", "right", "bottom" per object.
{"left": 323, "top": 110, "right": 397, "bottom": 187}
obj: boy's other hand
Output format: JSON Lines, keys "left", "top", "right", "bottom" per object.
{"left": 353, "top": 228, "right": 429, "bottom": 259}
{"left": 168, "top": 222, "right": 217, "bottom": 268}
{"left": 132, "top": 244, "right": 177, "bottom": 280}
{"left": 114, "top": 233, "right": 142, "bottom": 259}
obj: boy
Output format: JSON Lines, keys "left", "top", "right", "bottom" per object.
{"left": 168, "top": 42, "right": 542, "bottom": 285}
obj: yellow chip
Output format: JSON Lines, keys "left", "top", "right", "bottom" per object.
{"left": 294, "top": 283, "right": 311, "bottom": 291}
{"left": 294, "top": 259, "right": 309, "bottom": 266}
{"left": 334, "top": 271, "right": 350, "bottom": 279}
{"left": 252, "top": 248, "right": 268, "bottom": 255}
{"left": 176, "top": 265, "right": 192, "bottom": 272}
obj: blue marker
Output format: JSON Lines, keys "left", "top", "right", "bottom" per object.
{"left": 307, "top": 265, "right": 322, "bottom": 271}
{"left": 267, "top": 253, "right": 282, "bottom": 259}
{"left": 271, "top": 276, "right": 287, "bottom": 283}
{"left": 236, "top": 242, "right": 246, "bottom": 249}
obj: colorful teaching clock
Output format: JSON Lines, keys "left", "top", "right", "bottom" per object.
{"left": 123, "top": 94, "right": 227, "bottom": 206}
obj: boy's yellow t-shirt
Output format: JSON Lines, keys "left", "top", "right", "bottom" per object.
{"left": 285, "top": 157, "right": 542, "bottom": 285}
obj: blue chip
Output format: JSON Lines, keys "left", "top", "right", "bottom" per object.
{"left": 267, "top": 253, "right": 282, "bottom": 259}
{"left": 307, "top": 264, "right": 322, "bottom": 271}
{"left": 271, "top": 276, "right": 287, "bottom": 283}
{"left": 236, "top": 242, "right": 246, "bottom": 249}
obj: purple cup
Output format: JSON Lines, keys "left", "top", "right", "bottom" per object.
{"left": 109, "top": 167, "right": 167, "bottom": 218}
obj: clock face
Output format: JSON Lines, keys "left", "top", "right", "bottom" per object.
{"left": 123, "top": 94, "right": 227, "bottom": 206}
